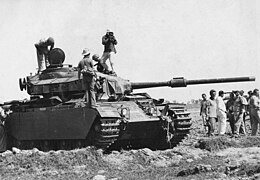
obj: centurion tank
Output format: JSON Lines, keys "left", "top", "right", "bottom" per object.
{"left": 4, "top": 48, "right": 255, "bottom": 151}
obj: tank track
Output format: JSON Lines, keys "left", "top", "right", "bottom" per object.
{"left": 93, "top": 117, "right": 120, "bottom": 150}
{"left": 7, "top": 139, "right": 91, "bottom": 151}
{"left": 168, "top": 105, "right": 192, "bottom": 147}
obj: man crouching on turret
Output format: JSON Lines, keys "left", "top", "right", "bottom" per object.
{"left": 35, "top": 37, "right": 54, "bottom": 73}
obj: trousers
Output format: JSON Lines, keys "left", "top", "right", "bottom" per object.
{"left": 100, "top": 52, "right": 115, "bottom": 71}
{"left": 250, "top": 109, "right": 260, "bottom": 136}
{"left": 217, "top": 111, "right": 227, "bottom": 135}
{"left": 207, "top": 117, "right": 216, "bottom": 136}
{"left": 227, "top": 112, "right": 235, "bottom": 134}
{"left": 36, "top": 49, "right": 50, "bottom": 72}
{"left": 0, "top": 124, "right": 6, "bottom": 152}
{"left": 83, "top": 75, "right": 96, "bottom": 108}
{"left": 234, "top": 112, "right": 246, "bottom": 135}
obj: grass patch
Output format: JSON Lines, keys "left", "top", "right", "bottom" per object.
{"left": 196, "top": 136, "right": 260, "bottom": 151}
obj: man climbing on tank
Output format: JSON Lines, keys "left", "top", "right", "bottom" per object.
{"left": 92, "top": 54, "right": 111, "bottom": 74}
{"left": 78, "top": 48, "right": 97, "bottom": 109}
{"left": 100, "top": 29, "right": 117, "bottom": 74}
{"left": 35, "top": 37, "right": 54, "bottom": 73}
{"left": 0, "top": 102, "right": 12, "bottom": 153}
{"left": 92, "top": 54, "right": 105, "bottom": 73}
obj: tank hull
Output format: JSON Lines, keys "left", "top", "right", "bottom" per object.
{"left": 6, "top": 106, "right": 98, "bottom": 141}
{"left": 12, "top": 47, "right": 254, "bottom": 151}
{"left": 5, "top": 100, "right": 191, "bottom": 151}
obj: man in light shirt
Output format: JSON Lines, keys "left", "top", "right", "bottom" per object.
{"left": 239, "top": 90, "right": 248, "bottom": 134}
{"left": 216, "top": 90, "right": 227, "bottom": 135}
{"left": 249, "top": 89, "right": 260, "bottom": 136}
{"left": 206, "top": 89, "right": 217, "bottom": 136}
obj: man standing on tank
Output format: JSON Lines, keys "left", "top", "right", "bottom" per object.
{"left": 100, "top": 29, "right": 117, "bottom": 73}
{"left": 35, "top": 37, "right": 54, "bottom": 73}
{"left": 206, "top": 90, "right": 217, "bottom": 136}
{"left": 78, "top": 48, "right": 97, "bottom": 109}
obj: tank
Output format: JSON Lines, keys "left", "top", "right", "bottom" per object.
{"left": 5, "top": 48, "right": 255, "bottom": 151}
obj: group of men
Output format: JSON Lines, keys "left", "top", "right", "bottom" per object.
{"left": 200, "top": 89, "right": 260, "bottom": 137}
{"left": 35, "top": 29, "right": 117, "bottom": 74}
{"left": 35, "top": 30, "right": 117, "bottom": 109}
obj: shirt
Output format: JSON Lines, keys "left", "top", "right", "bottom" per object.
{"left": 216, "top": 96, "right": 226, "bottom": 113}
{"left": 35, "top": 38, "right": 54, "bottom": 54}
{"left": 206, "top": 98, "right": 217, "bottom": 118}
{"left": 233, "top": 95, "right": 246, "bottom": 113}
{"left": 102, "top": 34, "right": 117, "bottom": 53}
{"left": 200, "top": 100, "right": 207, "bottom": 115}
{"left": 249, "top": 95, "right": 260, "bottom": 110}
{"left": 78, "top": 57, "right": 94, "bottom": 71}
{"left": 240, "top": 96, "right": 248, "bottom": 105}
{"left": 78, "top": 56, "right": 94, "bottom": 79}
{"left": 0, "top": 107, "right": 6, "bottom": 126}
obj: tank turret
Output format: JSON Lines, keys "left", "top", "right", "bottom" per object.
{"left": 18, "top": 47, "right": 255, "bottom": 102}
{"left": 18, "top": 48, "right": 256, "bottom": 102}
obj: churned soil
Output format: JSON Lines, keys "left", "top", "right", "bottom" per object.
{"left": 1, "top": 109, "right": 260, "bottom": 180}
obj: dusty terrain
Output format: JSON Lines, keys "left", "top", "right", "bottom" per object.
{"left": 1, "top": 109, "right": 260, "bottom": 180}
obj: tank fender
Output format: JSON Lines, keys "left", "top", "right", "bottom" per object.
{"left": 96, "top": 106, "right": 121, "bottom": 118}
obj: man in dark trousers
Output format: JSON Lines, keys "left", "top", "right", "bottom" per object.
{"left": 226, "top": 92, "right": 235, "bottom": 134}
{"left": 233, "top": 90, "right": 246, "bottom": 137}
{"left": 0, "top": 102, "right": 12, "bottom": 153}
{"left": 78, "top": 48, "right": 97, "bottom": 108}
{"left": 100, "top": 29, "right": 117, "bottom": 73}
{"left": 35, "top": 37, "right": 54, "bottom": 73}
{"left": 200, "top": 93, "right": 208, "bottom": 132}
{"left": 249, "top": 89, "right": 260, "bottom": 136}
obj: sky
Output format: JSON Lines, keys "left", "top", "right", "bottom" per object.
{"left": 0, "top": 0, "right": 259, "bottom": 102}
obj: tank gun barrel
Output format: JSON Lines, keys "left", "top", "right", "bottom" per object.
{"left": 131, "top": 76, "right": 255, "bottom": 89}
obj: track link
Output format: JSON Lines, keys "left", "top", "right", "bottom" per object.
{"left": 168, "top": 106, "right": 192, "bottom": 146}
{"left": 94, "top": 118, "right": 121, "bottom": 150}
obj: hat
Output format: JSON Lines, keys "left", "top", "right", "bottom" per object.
{"left": 82, "top": 48, "right": 90, "bottom": 56}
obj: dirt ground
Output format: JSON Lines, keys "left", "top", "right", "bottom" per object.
{"left": 1, "top": 109, "right": 260, "bottom": 180}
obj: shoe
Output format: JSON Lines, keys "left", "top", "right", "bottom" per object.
{"left": 207, "top": 133, "right": 214, "bottom": 137}
{"left": 90, "top": 105, "right": 99, "bottom": 109}
{"left": 232, "top": 134, "right": 239, "bottom": 138}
